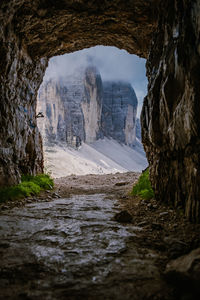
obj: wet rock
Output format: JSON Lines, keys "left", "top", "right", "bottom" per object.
{"left": 164, "top": 237, "right": 188, "bottom": 259}
{"left": 138, "top": 221, "right": 148, "bottom": 227}
{"left": 114, "top": 210, "right": 133, "bottom": 223}
{"left": 52, "top": 192, "right": 61, "bottom": 198}
{"left": 152, "top": 204, "right": 158, "bottom": 209}
{"left": 159, "top": 212, "right": 169, "bottom": 217}
{"left": 147, "top": 203, "right": 153, "bottom": 209}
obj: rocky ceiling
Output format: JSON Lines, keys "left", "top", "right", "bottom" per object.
{"left": 0, "top": 0, "right": 158, "bottom": 58}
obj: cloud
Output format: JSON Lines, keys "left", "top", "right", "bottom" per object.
{"left": 43, "top": 46, "right": 147, "bottom": 117}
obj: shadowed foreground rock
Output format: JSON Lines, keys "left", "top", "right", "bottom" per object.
{"left": 165, "top": 248, "right": 200, "bottom": 299}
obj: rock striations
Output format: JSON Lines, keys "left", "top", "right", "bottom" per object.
{"left": 37, "top": 66, "right": 138, "bottom": 148}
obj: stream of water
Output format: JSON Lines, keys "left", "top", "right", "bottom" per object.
{"left": 0, "top": 194, "right": 164, "bottom": 299}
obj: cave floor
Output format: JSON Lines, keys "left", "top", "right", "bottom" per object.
{"left": 0, "top": 172, "right": 200, "bottom": 300}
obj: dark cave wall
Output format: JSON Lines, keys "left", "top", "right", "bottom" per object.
{"left": 141, "top": 0, "right": 200, "bottom": 222}
{"left": 0, "top": 23, "right": 47, "bottom": 185}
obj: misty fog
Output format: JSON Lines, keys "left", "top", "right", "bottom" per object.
{"left": 43, "top": 46, "right": 147, "bottom": 117}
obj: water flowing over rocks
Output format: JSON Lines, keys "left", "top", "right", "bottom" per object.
{"left": 0, "top": 0, "right": 200, "bottom": 220}
{"left": 0, "top": 190, "right": 167, "bottom": 299}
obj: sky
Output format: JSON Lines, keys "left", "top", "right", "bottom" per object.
{"left": 43, "top": 46, "right": 147, "bottom": 117}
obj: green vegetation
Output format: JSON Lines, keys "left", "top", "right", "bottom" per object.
{"left": 0, "top": 174, "right": 54, "bottom": 203}
{"left": 131, "top": 169, "right": 154, "bottom": 200}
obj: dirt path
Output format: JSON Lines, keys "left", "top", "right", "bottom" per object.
{"left": 0, "top": 172, "right": 200, "bottom": 299}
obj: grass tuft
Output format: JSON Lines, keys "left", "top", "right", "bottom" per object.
{"left": 131, "top": 169, "right": 154, "bottom": 200}
{"left": 0, "top": 174, "right": 54, "bottom": 203}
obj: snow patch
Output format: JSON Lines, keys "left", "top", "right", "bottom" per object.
{"left": 44, "top": 138, "right": 148, "bottom": 178}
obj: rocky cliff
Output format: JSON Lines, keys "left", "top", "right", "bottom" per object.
{"left": 37, "top": 66, "right": 103, "bottom": 147}
{"left": 37, "top": 73, "right": 86, "bottom": 148}
{"left": 37, "top": 67, "right": 138, "bottom": 148}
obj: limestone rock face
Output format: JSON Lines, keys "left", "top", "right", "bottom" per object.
{"left": 37, "top": 74, "right": 86, "bottom": 148}
{"left": 37, "top": 66, "right": 103, "bottom": 147}
{"left": 37, "top": 67, "right": 138, "bottom": 148}
{"left": 37, "top": 80, "right": 66, "bottom": 144}
{"left": 102, "top": 82, "right": 138, "bottom": 147}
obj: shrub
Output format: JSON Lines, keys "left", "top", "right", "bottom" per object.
{"left": 131, "top": 169, "right": 154, "bottom": 200}
{"left": 0, "top": 174, "right": 54, "bottom": 203}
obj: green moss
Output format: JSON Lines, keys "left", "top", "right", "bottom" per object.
{"left": 131, "top": 169, "right": 154, "bottom": 200}
{"left": 21, "top": 174, "right": 54, "bottom": 189}
{"left": 0, "top": 174, "right": 54, "bottom": 203}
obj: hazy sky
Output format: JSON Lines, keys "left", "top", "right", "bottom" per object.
{"left": 43, "top": 46, "right": 147, "bottom": 117}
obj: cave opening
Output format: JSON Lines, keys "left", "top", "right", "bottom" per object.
{"left": 36, "top": 46, "right": 148, "bottom": 178}
{"left": 1, "top": 1, "right": 200, "bottom": 299}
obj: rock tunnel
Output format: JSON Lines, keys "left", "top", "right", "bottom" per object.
{"left": 0, "top": 0, "right": 200, "bottom": 222}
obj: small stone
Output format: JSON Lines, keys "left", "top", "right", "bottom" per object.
{"left": 52, "top": 192, "right": 60, "bottom": 198}
{"left": 27, "top": 199, "right": 33, "bottom": 203}
{"left": 1, "top": 206, "right": 9, "bottom": 210}
{"left": 114, "top": 210, "right": 132, "bottom": 223}
{"left": 138, "top": 221, "right": 148, "bottom": 227}
{"left": 164, "top": 237, "right": 188, "bottom": 258}
{"left": 159, "top": 212, "right": 169, "bottom": 217}
{"left": 147, "top": 203, "right": 152, "bottom": 209}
